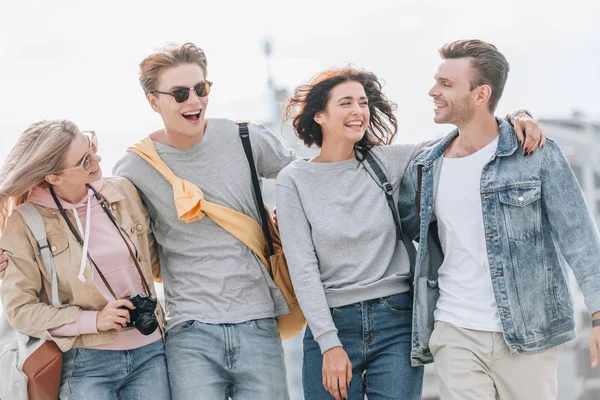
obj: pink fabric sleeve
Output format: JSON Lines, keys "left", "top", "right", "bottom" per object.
{"left": 49, "top": 310, "right": 99, "bottom": 336}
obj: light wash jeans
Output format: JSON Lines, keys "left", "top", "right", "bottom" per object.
{"left": 303, "top": 292, "right": 423, "bottom": 399}
{"left": 165, "top": 317, "right": 289, "bottom": 400}
{"left": 59, "top": 339, "right": 170, "bottom": 399}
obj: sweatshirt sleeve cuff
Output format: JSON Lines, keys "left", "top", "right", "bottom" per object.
{"left": 585, "top": 292, "right": 600, "bottom": 316}
{"left": 78, "top": 311, "right": 99, "bottom": 335}
{"left": 316, "top": 330, "right": 342, "bottom": 354}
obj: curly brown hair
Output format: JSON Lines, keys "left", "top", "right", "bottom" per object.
{"left": 284, "top": 67, "right": 397, "bottom": 159}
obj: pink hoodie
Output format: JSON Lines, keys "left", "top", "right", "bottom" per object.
{"left": 28, "top": 180, "right": 161, "bottom": 350}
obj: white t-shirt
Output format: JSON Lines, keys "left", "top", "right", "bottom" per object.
{"left": 433, "top": 136, "right": 503, "bottom": 332}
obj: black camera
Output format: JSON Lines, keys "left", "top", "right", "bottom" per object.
{"left": 121, "top": 293, "right": 159, "bottom": 335}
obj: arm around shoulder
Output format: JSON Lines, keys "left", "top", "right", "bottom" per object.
{"left": 250, "top": 122, "right": 297, "bottom": 179}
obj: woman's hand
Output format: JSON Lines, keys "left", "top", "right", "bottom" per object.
{"left": 322, "top": 346, "right": 352, "bottom": 400}
{"left": 96, "top": 290, "right": 135, "bottom": 332}
{"left": 513, "top": 116, "right": 547, "bottom": 155}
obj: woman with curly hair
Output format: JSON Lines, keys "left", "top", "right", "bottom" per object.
{"left": 276, "top": 68, "right": 428, "bottom": 400}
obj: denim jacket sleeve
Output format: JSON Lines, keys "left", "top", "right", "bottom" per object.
{"left": 542, "top": 140, "right": 600, "bottom": 315}
{"left": 399, "top": 160, "right": 420, "bottom": 241}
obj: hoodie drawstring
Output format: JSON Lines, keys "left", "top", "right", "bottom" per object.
{"left": 74, "top": 196, "right": 92, "bottom": 282}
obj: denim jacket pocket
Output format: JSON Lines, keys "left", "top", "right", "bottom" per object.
{"left": 498, "top": 185, "right": 541, "bottom": 242}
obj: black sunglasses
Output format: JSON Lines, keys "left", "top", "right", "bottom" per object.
{"left": 151, "top": 81, "right": 213, "bottom": 103}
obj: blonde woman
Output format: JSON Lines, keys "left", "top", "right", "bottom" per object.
{"left": 0, "top": 120, "right": 170, "bottom": 399}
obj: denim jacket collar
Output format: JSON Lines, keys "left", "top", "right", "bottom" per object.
{"left": 415, "top": 118, "right": 518, "bottom": 167}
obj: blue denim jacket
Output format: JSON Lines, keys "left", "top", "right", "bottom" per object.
{"left": 399, "top": 118, "right": 600, "bottom": 367}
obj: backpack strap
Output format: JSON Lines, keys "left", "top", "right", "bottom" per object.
{"left": 16, "top": 203, "right": 64, "bottom": 308}
{"left": 237, "top": 121, "right": 275, "bottom": 256}
{"left": 362, "top": 151, "right": 418, "bottom": 278}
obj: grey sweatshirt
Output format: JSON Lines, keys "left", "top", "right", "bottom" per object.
{"left": 275, "top": 143, "right": 423, "bottom": 353}
{"left": 113, "top": 118, "right": 296, "bottom": 330}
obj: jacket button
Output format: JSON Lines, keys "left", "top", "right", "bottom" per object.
{"left": 518, "top": 196, "right": 525, "bottom": 202}
{"left": 136, "top": 224, "right": 143, "bottom": 231}
{"left": 51, "top": 245, "right": 57, "bottom": 252}
{"left": 111, "top": 204, "right": 118, "bottom": 210}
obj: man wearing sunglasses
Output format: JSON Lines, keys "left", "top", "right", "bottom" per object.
{"left": 113, "top": 43, "right": 296, "bottom": 400}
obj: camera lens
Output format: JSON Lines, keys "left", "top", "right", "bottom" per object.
{"left": 135, "top": 312, "right": 159, "bottom": 335}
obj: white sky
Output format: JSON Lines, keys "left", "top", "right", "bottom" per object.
{"left": 1, "top": 0, "right": 599, "bottom": 171}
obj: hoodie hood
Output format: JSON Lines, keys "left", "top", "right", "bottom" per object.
{"left": 28, "top": 179, "right": 104, "bottom": 210}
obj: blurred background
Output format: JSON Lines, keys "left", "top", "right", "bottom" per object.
{"left": 1, "top": 0, "right": 599, "bottom": 398}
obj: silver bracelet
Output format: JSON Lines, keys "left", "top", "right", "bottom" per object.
{"left": 507, "top": 109, "right": 534, "bottom": 125}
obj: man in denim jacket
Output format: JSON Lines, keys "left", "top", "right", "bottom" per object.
{"left": 399, "top": 39, "right": 600, "bottom": 400}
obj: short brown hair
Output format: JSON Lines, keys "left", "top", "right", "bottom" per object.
{"left": 284, "top": 67, "right": 397, "bottom": 159}
{"left": 439, "top": 39, "right": 510, "bottom": 112}
{"left": 139, "top": 42, "right": 208, "bottom": 95}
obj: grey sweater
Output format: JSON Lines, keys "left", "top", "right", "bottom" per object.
{"left": 276, "top": 143, "right": 422, "bottom": 353}
{"left": 113, "top": 118, "right": 296, "bottom": 330}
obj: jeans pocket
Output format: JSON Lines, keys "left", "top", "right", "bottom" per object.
{"left": 166, "top": 320, "right": 196, "bottom": 340}
{"left": 382, "top": 293, "right": 412, "bottom": 315}
{"left": 249, "top": 318, "right": 279, "bottom": 336}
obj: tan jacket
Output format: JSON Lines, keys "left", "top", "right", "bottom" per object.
{"left": 0, "top": 177, "right": 164, "bottom": 352}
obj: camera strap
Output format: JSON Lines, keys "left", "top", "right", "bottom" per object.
{"left": 49, "top": 185, "right": 152, "bottom": 299}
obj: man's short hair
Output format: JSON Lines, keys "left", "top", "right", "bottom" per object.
{"left": 439, "top": 39, "right": 510, "bottom": 112}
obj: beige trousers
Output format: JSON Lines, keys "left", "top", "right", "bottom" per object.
{"left": 429, "top": 321, "right": 559, "bottom": 400}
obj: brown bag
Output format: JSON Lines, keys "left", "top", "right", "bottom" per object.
{"left": 22, "top": 341, "right": 62, "bottom": 400}
{"left": 260, "top": 205, "right": 306, "bottom": 340}
{"left": 237, "top": 121, "right": 307, "bottom": 340}
{"left": 12, "top": 203, "right": 64, "bottom": 399}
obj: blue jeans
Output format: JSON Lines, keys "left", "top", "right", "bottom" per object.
{"left": 165, "top": 318, "right": 289, "bottom": 400}
{"left": 59, "top": 339, "right": 170, "bottom": 399}
{"left": 303, "top": 293, "right": 423, "bottom": 400}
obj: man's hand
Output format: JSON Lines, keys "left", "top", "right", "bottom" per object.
{"left": 0, "top": 250, "right": 8, "bottom": 279}
{"left": 590, "top": 314, "right": 600, "bottom": 368}
{"left": 513, "top": 115, "right": 547, "bottom": 156}
{"left": 322, "top": 346, "right": 352, "bottom": 400}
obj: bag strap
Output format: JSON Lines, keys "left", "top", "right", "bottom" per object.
{"left": 17, "top": 203, "right": 64, "bottom": 308}
{"left": 88, "top": 186, "right": 153, "bottom": 296}
{"left": 361, "top": 151, "right": 417, "bottom": 277}
{"left": 237, "top": 121, "right": 275, "bottom": 256}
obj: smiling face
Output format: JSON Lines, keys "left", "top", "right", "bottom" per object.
{"left": 49, "top": 131, "right": 103, "bottom": 187}
{"left": 148, "top": 63, "right": 209, "bottom": 140}
{"left": 429, "top": 58, "right": 478, "bottom": 126}
{"left": 316, "top": 81, "right": 370, "bottom": 146}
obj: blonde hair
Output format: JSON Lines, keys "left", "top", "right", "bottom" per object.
{"left": 139, "top": 42, "right": 208, "bottom": 95}
{"left": 0, "top": 119, "right": 79, "bottom": 231}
